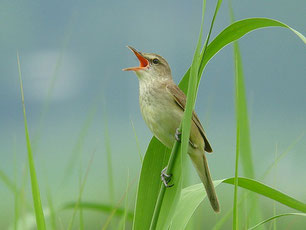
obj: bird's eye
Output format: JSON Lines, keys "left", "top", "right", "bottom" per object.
{"left": 152, "top": 58, "right": 159, "bottom": 64}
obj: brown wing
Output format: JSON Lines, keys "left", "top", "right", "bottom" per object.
{"left": 166, "top": 84, "right": 213, "bottom": 153}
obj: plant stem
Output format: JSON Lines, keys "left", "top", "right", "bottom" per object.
{"left": 149, "top": 126, "right": 182, "bottom": 230}
{"left": 233, "top": 124, "right": 240, "bottom": 229}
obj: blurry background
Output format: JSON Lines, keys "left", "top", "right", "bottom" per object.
{"left": 0, "top": 0, "right": 305, "bottom": 229}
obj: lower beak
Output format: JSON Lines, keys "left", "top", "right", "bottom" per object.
{"left": 123, "top": 46, "right": 149, "bottom": 71}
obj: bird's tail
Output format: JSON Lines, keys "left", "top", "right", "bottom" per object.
{"left": 189, "top": 149, "right": 220, "bottom": 213}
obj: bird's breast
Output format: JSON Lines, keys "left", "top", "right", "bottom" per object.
{"left": 139, "top": 83, "right": 182, "bottom": 148}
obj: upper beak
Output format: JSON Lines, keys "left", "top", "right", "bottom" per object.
{"left": 122, "top": 46, "right": 149, "bottom": 71}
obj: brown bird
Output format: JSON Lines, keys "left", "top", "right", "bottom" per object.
{"left": 123, "top": 46, "right": 220, "bottom": 213}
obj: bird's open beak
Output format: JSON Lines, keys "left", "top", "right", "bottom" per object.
{"left": 122, "top": 46, "right": 149, "bottom": 71}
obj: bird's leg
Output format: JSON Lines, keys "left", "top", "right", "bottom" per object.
{"left": 161, "top": 167, "right": 174, "bottom": 187}
{"left": 175, "top": 128, "right": 181, "bottom": 142}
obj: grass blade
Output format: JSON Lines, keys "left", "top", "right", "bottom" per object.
{"left": 132, "top": 138, "right": 169, "bottom": 230}
{"left": 46, "top": 188, "right": 57, "bottom": 230}
{"left": 171, "top": 177, "right": 305, "bottom": 228}
{"left": 248, "top": 213, "right": 306, "bottom": 230}
{"left": 117, "top": 170, "right": 130, "bottom": 229}
{"left": 170, "top": 180, "right": 223, "bottom": 230}
{"left": 103, "top": 108, "right": 115, "bottom": 206}
{"left": 149, "top": 134, "right": 181, "bottom": 230}
{"left": 17, "top": 52, "right": 46, "bottom": 230}
{"left": 180, "top": 18, "right": 306, "bottom": 93}
{"left": 134, "top": 1, "right": 223, "bottom": 229}
{"left": 213, "top": 133, "right": 305, "bottom": 230}
{"left": 130, "top": 119, "right": 143, "bottom": 163}
{"left": 67, "top": 150, "right": 95, "bottom": 230}
{"left": 62, "top": 202, "right": 134, "bottom": 221}
{"left": 230, "top": 6, "right": 255, "bottom": 228}
{"left": 223, "top": 178, "right": 306, "bottom": 212}
{"left": 60, "top": 104, "right": 97, "bottom": 186}
{"left": 151, "top": 1, "right": 210, "bottom": 229}
{"left": 0, "top": 170, "right": 17, "bottom": 193}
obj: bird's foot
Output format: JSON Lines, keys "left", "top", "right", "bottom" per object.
{"left": 161, "top": 167, "right": 174, "bottom": 188}
{"left": 175, "top": 128, "right": 181, "bottom": 142}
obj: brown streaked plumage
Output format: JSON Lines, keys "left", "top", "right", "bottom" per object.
{"left": 123, "top": 46, "right": 220, "bottom": 213}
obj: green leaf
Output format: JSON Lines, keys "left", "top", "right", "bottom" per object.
{"left": 67, "top": 153, "right": 95, "bottom": 230}
{"left": 248, "top": 213, "right": 306, "bottom": 230}
{"left": 62, "top": 202, "right": 134, "bottom": 220}
{"left": 179, "top": 18, "right": 306, "bottom": 93}
{"left": 155, "top": 0, "right": 208, "bottom": 229}
{"left": 170, "top": 178, "right": 306, "bottom": 228}
{"left": 17, "top": 52, "right": 46, "bottom": 230}
{"left": 133, "top": 15, "right": 306, "bottom": 230}
{"left": 230, "top": 7, "right": 257, "bottom": 228}
{"left": 132, "top": 138, "right": 170, "bottom": 230}
{"left": 170, "top": 180, "right": 223, "bottom": 230}
{"left": 134, "top": 0, "right": 224, "bottom": 228}
{"left": 0, "top": 170, "right": 17, "bottom": 193}
{"left": 223, "top": 178, "right": 306, "bottom": 212}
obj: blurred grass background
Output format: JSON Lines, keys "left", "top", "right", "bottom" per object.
{"left": 0, "top": 0, "right": 305, "bottom": 229}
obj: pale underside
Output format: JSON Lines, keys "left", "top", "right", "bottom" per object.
{"left": 139, "top": 79, "right": 212, "bottom": 154}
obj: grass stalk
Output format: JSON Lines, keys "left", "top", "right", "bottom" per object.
{"left": 149, "top": 132, "right": 182, "bottom": 230}
{"left": 233, "top": 124, "right": 240, "bottom": 229}
{"left": 130, "top": 119, "right": 143, "bottom": 163}
{"left": 67, "top": 150, "right": 95, "bottom": 230}
{"left": 102, "top": 177, "right": 137, "bottom": 229}
{"left": 45, "top": 183, "right": 57, "bottom": 230}
{"left": 17, "top": 52, "right": 46, "bottom": 230}
{"left": 149, "top": 0, "right": 221, "bottom": 228}
{"left": 103, "top": 108, "right": 115, "bottom": 206}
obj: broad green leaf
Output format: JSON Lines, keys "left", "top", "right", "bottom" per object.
{"left": 170, "top": 177, "right": 306, "bottom": 228}
{"left": 17, "top": 52, "right": 46, "bottom": 230}
{"left": 223, "top": 178, "right": 306, "bottom": 212}
{"left": 179, "top": 18, "right": 306, "bottom": 93}
{"left": 170, "top": 180, "right": 223, "bottom": 230}
{"left": 132, "top": 138, "right": 170, "bottom": 230}
{"left": 133, "top": 15, "right": 306, "bottom": 230}
{"left": 248, "top": 213, "right": 306, "bottom": 230}
{"left": 213, "top": 133, "right": 305, "bottom": 230}
{"left": 155, "top": 0, "right": 208, "bottom": 229}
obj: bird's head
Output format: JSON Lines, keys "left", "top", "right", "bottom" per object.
{"left": 123, "top": 46, "right": 172, "bottom": 81}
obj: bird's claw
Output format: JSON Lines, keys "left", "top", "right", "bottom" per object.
{"left": 161, "top": 167, "right": 174, "bottom": 188}
{"left": 175, "top": 128, "right": 181, "bottom": 142}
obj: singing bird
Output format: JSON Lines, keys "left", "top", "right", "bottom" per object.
{"left": 123, "top": 46, "right": 220, "bottom": 213}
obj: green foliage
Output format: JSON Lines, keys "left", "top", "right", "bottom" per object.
{"left": 17, "top": 52, "right": 46, "bottom": 230}
{"left": 230, "top": 5, "right": 256, "bottom": 227}
{"left": 133, "top": 10, "right": 306, "bottom": 230}
{"left": 67, "top": 152, "right": 95, "bottom": 230}
{"left": 170, "top": 178, "right": 306, "bottom": 228}
{"left": 180, "top": 18, "right": 306, "bottom": 93}
{"left": 62, "top": 202, "right": 134, "bottom": 220}
{"left": 170, "top": 180, "right": 223, "bottom": 230}
{"left": 133, "top": 138, "right": 169, "bottom": 229}
{"left": 8, "top": 3, "right": 306, "bottom": 230}
{"left": 249, "top": 213, "right": 306, "bottom": 230}
{"left": 223, "top": 178, "right": 306, "bottom": 212}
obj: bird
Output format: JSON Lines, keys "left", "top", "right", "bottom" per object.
{"left": 123, "top": 46, "right": 220, "bottom": 213}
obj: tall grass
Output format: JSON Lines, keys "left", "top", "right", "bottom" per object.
{"left": 133, "top": 3, "right": 306, "bottom": 230}
{"left": 2, "top": 2, "right": 304, "bottom": 229}
{"left": 66, "top": 150, "right": 95, "bottom": 230}
{"left": 17, "top": 52, "right": 46, "bottom": 230}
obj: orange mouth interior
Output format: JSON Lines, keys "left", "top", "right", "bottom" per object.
{"left": 123, "top": 46, "right": 149, "bottom": 71}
